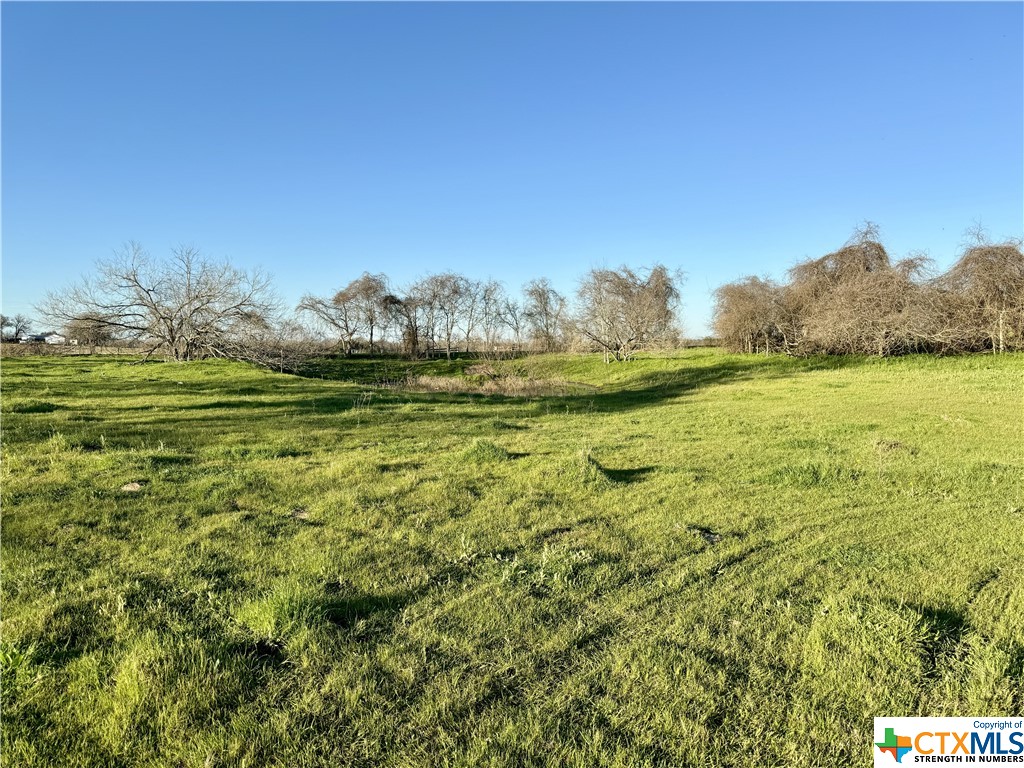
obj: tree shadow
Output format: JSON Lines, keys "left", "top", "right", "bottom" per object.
{"left": 14, "top": 354, "right": 875, "bottom": 456}
{"left": 891, "top": 601, "right": 970, "bottom": 676}
{"left": 550, "top": 354, "right": 864, "bottom": 414}
{"left": 319, "top": 587, "right": 413, "bottom": 630}
{"left": 600, "top": 466, "right": 656, "bottom": 484}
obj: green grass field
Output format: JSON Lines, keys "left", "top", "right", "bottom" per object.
{"left": 2, "top": 350, "right": 1021, "bottom": 767}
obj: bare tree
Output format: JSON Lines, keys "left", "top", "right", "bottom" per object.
{"left": 298, "top": 272, "right": 391, "bottom": 355}
{"left": 800, "top": 258, "right": 932, "bottom": 356}
{"left": 499, "top": 295, "right": 526, "bottom": 353}
{"left": 348, "top": 272, "right": 390, "bottom": 353}
{"left": 711, "top": 221, "right": 1024, "bottom": 357}
{"left": 574, "top": 265, "right": 682, "bottom": 362}
{"left": 39, "top": 242, "right": 279, "bottom": 361}
{"left": 214, "top": 316, "right": 323, "bottom": 373}
{"left": 712, "top": 276, "right": 790, "bottom": 354}
{"left": 477, "top": 279, "right": 508, "bottom": 355}
{"left": 414, "top": 273, "right": 468, "bottom": 359}
{"left": 786, "top": 223, "right": 1023, "bottom": 356}
{"left": 523, "top": 278, "right": 566, "bottom": 352}
{"left": 1, "top": 314, "right": 32, "bottom": 342}
{"left": 382, "top": 291, "right": 422, "bottom": 358}
{"left": 940, "top": 229, "right": 1024, "bottom": 353}
{"left": 782, "top": 223, "right": 922, "bottom": 355}
{"left": 407, "top": 278, "right": 437, "bottom": 354}
{"left": 787, "top": 222, "right": 892, "bottom": 310}
{"left": 458, "top": 278, "right": 485, "bottom": 352}
{"left": 297, "top": 292, "right": 362, "bottom": 354}
{"left": 65, "top": 316, "right": 118, "bottom": 350}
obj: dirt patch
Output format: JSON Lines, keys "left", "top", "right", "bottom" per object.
{"left": 874, "top": 438, "right": 919, "bottom": 455}
{"left": 401, "top": 374, "right": 590, "bottom": 398}
{"left": 690, "top": 526, "right": 722, "bottom": 545}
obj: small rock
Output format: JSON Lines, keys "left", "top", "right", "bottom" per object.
{"left": 120, "top": 481, "right": 145, "bottom": 492}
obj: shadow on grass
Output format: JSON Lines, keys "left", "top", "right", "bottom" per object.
{"left": 568, "top": 354, "right": 863, "bottom": 414}
{"left": 299, "top": 355, "right": 479, "bottom": 385}
{"left": 600, "top": 466, "right": 656, "bottom": 484}
{"left": 896, "top": 602, "right": 970, "bottom": 675}
{"left": 287, "top": 353, "right": 862, "bottom": 418}
{"left": 319, "top": 588, "right": 412, "bottom": 630}
{"left": 237, "top": 586, "right": 420, "bottom": 669}
{"left": 6, "top": 354, "right": 872, "bottom": 456}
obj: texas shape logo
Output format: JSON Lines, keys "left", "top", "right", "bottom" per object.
{"left": 876, "top": 727, "right": 913, "bottom": 763}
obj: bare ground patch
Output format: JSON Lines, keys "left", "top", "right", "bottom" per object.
{"left": 398, "top": 374, "right": 594, "bottom": 397}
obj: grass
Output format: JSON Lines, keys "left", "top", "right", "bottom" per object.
{"left": 1, "top": 349, "right": 1022, "bottom": 767}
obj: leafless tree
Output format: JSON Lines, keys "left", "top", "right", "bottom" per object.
{"left": 712, "top": 221, "right": 1024, "bottom": 357}
{"left": 382, "top": 291, "right": 422, "bottom": 358}
{"left": 458, "top": 278, "right": 485, "bottom": 352}
{"left": 523, "top": 278, "right": 566, "bottom": 352}
{"left": 799, "top": 257, "right": 933, "bottom": 356}
{"left": 215, "top": 316, "right": 323, "bottom": 373}
{"left": 940, "top": 229, "right": 1024, "bottom": 353}
{"left": 39, "top": 243, "right": 279, "bottom": 361}
{"left": 780, "top": 223, "right": 928, "bottom": 355}
{"left": 297, "top": 292, "right": 363, "bottom": 354}
{"left": 407, "top": 278, "right": 437, "bottom": 354}
{"left": 299, "top": 272, "right": 392, "bottom": 354}
{"left": 347, "top": 272, "right": 390, "bottom": 353}
{"left": 574, "top": 265, "right": 682, "bottom": 362}
{"left": 1, "top": 314, "right": 32, "bottom": 342}
{"left": 65, "top": 316, "right": 118, "bottom": 350}
{"left": 477, "top": 279, "right": 508, "bottom": 355}
{"left": 499, "top": 296, "right": 526, "bottom": 353}
{"left": 712, "top": 276, "right": 791, "bottom": 354}
{"left": 414, "top": 272, "right": 469, "bottom": 359}
{"left": 787, "top": 222, "right": 891, "bottom": 309}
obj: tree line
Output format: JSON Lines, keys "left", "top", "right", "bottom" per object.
{"left": 298, "top": 265, "right": 681, "bottom": 363}
{"left": 713, "top": 223, "right": 1024, "bottom": 356}
{"left": 25, "top": 223, "right": 1024, "bottom": 368}
{"left": 35, "top": 242, "right": 682, "bottom": 367}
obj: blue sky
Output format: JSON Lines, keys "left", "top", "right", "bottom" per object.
{"left": 3, "top": 2, "right": 1022, "bottom": 336}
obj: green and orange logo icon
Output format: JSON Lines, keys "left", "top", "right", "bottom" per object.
{"left": 876, "top": 727, "right": 913, "bottom": 762}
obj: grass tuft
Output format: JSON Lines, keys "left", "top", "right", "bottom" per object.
{"left": 765, "top": 461, "right": 861, "bottom": 488}
{"left": 462, "top": 438, "right": 512, "bottom": 463}
{"left": 561, "top": 447, "right": 612, "bottom": 488}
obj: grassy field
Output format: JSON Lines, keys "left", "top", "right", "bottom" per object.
{"left": 2, "top": 350, "right": 1022, "bottom": 767}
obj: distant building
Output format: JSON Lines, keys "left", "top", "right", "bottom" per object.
{"left": 19, "top": 332, "right": 68, "bottom": 344}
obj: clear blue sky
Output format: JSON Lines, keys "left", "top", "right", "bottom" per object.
{"left": 3, "top": 2, "right": 1022, "bottom": 336}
